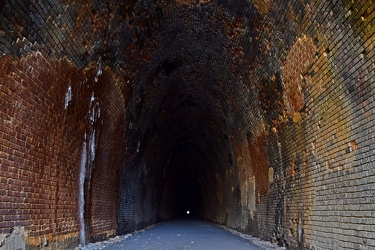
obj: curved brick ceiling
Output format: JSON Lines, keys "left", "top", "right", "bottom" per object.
{"left": 120, "top": 1, "right": 266, "bottom": 224}
{"left": 117, "top": 0, "right": 266, "bottom": 225}
{"left": 2, "top": 0, "right": 374, "bottom": 248}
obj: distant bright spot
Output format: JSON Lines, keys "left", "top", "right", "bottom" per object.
{"left": 186, "top": 210, "right": 190, "bottom": 215}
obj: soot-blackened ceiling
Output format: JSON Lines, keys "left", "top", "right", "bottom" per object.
{"left": 122, "top": 3, "right": 238, "bottom": 217}
{"left": 116, "top": 0, "right": 287, "bottom": 221}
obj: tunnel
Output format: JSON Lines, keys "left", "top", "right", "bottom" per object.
{"left": 1, "top": 0, "right": 375, "bottom": 249}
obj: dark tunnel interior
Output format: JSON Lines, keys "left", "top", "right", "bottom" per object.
{"left": 117, "top": 30, "right": 243, "bottom": 228}
{"left": 1, "top": 0, "right": 375, "bottom": 249}
{"left": 161, "top": 143, "right": 212, "bottom": 218}
{"left": 118, "top": 77, "right": 236, "bottom": 230}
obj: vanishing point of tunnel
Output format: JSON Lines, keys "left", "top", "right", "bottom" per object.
{"left": 1, "top": 0, "right": 375, "bottom": 249}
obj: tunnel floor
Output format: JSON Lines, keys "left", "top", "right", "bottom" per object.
{"left": 79, "top": 218, "right": 284, "bottom": 250}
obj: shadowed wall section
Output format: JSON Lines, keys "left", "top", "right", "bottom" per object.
{"left": 0, "top": 0, "right": 375, "bottom": 249}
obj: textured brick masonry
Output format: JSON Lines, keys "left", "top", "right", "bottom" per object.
{"left": 1, "top": 0, "right": 375, "bottom": 249}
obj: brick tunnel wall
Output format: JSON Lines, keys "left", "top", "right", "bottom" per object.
{"left": 1, "top": 0, "right": 375, "bottom": 249}
{"left": 0, "top": 53, "right": 127, "bottom": 248}
{"left": 0, "top": 1, "right": 129, "bottom": 248}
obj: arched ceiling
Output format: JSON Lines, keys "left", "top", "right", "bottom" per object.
{"left": 111, "top": 0, "right": 290, "bottom": 221}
